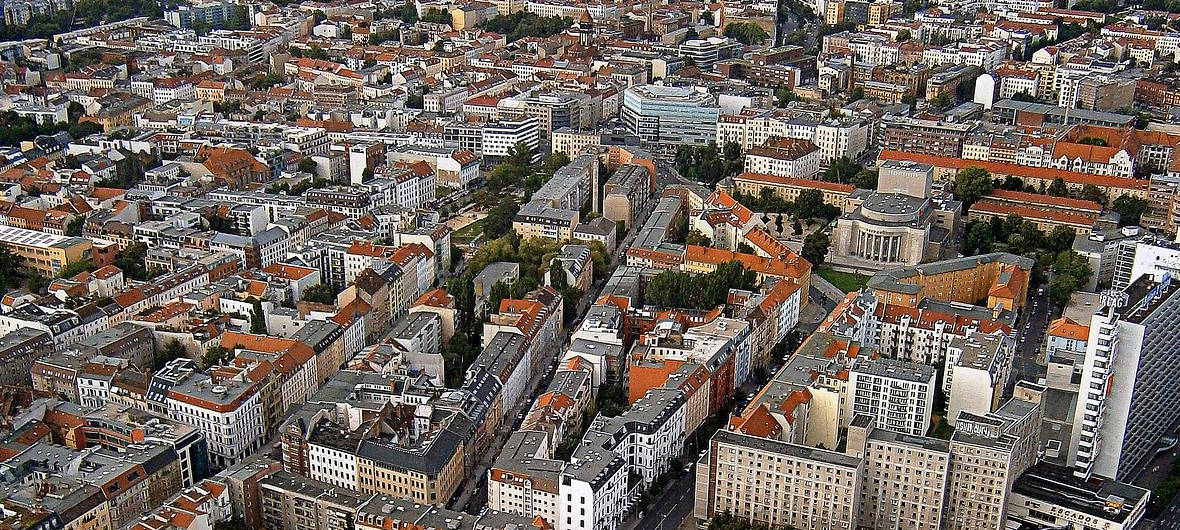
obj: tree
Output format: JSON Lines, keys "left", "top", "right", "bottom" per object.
{"left": 850, "top": 169, "right": 878, "bottom": 190}
{"left": 26, "top": 274, "right": 46, "bottom": 295}
{"left": 1079, "top": 184, "right": 1106, "bottom": 206}
{"left": 723, "top": 21, "right": 769, "bottom": 45}
{"left": 192, "top": 19, "right": 210, "bottom": 36}
{"left": 774, "top": 86, "right": 798, "bottom": 107}
{"left": 952, "top": 167, "right": 993, "bottom": 208}
{"left": 930, "top": 92, "right": 953, "bottom": 110}
{"left": 313, "top": 9, "right": 327, "bottom": 23}
{"left": 115, "top": 242, "right": 150, "bottom": 280}
{"left": 483, "top": 198, "right": 519, "bottom": 239}
{"left": 793, "top": 189, "right": 839, "bottom": 220}
{"left": 226, "top": 4, "right": 250, "bottom": 29}
{"left": 57, "top": 259, "right": 96, "bottom": 279}
{"left": 478, "top": 11, "right": 572, "bottom": 42}
{"left": 823, "top": 156, "right": 862, "bottom": 183}
{"left": 297, "top": 157, "right": 317, "bottom": 174}
{"left": 646, "top": 261, "right": 756, "bottom": 309}
{"left": 1047, "top": 177, "right": 1069, "bottom": 197}
{"left": 249, "top": 298, "right": 267, "bottom": 334}
{"left": 962, "top": 220, "right": 995, "bottom": 255}
{"left": 302, "top": 283, "right": 336, "bottom": 304}
{"left": 685, "top": 230, "right": 711, "bottom": 246}
{"left": 802, "top": 231, "right": 830, "bottom": 267}
{"left": 1111, "top": 193, "right": 1149, "bottom": 227}
{"left": 421, "top": 7, "right": 452, "bottom": 24}
{"left": 200, "top": 345, "right": 234, "bottom": 370}
{"left": 66, "top": 216, "right": 86, "bottom": 237}
{"left": 0, "top": 242, "right": 15, "bottom": 293}
{"left": 155, "top": 339, "right": 189, "bottom": 370}
{"left": 675, "top": 143, "right": 741, "bottom": 184}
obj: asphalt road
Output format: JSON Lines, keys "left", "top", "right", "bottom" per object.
{"left": 1157, "top": 498, "right": 1180, "bottom": 530}
{"left": 1009, "top": 286, "right": 1050, "bottom": 396}
{"left": 632, "top": 469, "right": 697, "bottom": 530}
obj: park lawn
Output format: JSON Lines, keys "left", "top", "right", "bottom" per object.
{"left": 818, "top": 267, "right": 870, "bottom": 293}
{"left": 451, "top": 218, "right": 485, "bottom": 243}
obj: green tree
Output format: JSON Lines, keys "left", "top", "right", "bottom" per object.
{"left": 962, "top": 220, "right": 995, "bottom": 255}
{"left": 1111, "top": 193, "right": 1149, "bottom": 227}
{"left": 1079, "top": 184, "right": 1106, "bottom": 206}
{"left": 850, "top": 169, "right": 878, "bottom": 190}
{"left": 249, "top": 298, "right": 267, "bottom": 334}
{"left": 200, "top": 345, "right": 234, "bottom": 370}
{"left": 302, "top": 283, "right": 336, "bottom": 304}
{"left": 793, "top": 189, "right": 839, "bottom": 220}
{"left": 1047, "top": 177, "right": 1069, "bottom": 197}
{"left": 57, "top": 259, "right": 96, "bottom": 279}
{"left": 297, "top": 157, "right": 317, "bottom": 173}
{"left": 0, "top": 242, "right": 15, "bottom": 293}
{"left": 478, "top": 11, "right": 573, "bottom": 41}
{"left": 155, "top": 339, "right": 189, "bottom": 370}
{"left": 684, "top": 230, "right": 711, "bottom": 246}
{"left": 483, "top": 198, "right": 519, "bottom": 239}
{"left": 952, "top": 167, "right": 994, "bottom": 208}
{"left": 823, "top": 156, "right": 862, "bottom": 183}
{"left": 226, "top": 4, "right": 250, "bottom": 29}
{"left": 26, "top": 274, "right": 46, "bottom": 295}
{"left": 115, "top": 242, "right": 150, "bottom": 280}
{"left": 723, "top": 21, "right": 769, "bottom": 45}
{"left": 646, "top": 261, "right": 756, "bottom": 309}
{"left": 65, "top": 216, "right": 85, "bottom": 236}
{"left": 931, "top": 92, "right": 953, "bottom": 110}
{"left": 774, "top": 86, "right": 798, "bottom": 107}
{"left": 802, "top": 231, "right": 830, "bottom": 267}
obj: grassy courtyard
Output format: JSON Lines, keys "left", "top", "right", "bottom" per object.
{"left": 817, "top": 267, "right": 870, "bottom": 293}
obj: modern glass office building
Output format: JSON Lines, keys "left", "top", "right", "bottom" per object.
{"left": 621, "top": 85, "right": 720, "bottom": 146}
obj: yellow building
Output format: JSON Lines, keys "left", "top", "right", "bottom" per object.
{"left": 867, "top": 0, "right": 901, "bottom": 25}
{"left": 730, "top": 172, "right": 854, "bottom": 210}
{"left": 512, "top": 205, "right": 579, "bottom": 242}
{"left": 868, "top": 252, "right": 1033, "bottom": 312}
{"left": 0, "top": 225, "right": 93, "bottom": 276}
{"left": 356, "top": 436, "right": 467, "bottom": 506}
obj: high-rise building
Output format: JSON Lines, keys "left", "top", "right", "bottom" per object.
{"left": 1071, "top": 274, "right": 1180, "bottom": 479}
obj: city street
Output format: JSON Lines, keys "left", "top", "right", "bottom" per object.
{"left": 629, "top": 469, "right": 697, "bottom": 530}
{"left": 1009, "top": 285, "right": 1050, "bottom": 396}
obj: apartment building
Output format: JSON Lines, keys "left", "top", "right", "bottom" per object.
{"left": 0, "top": 225, "right": 93, "bottom": 276}
{"left": 743, "top": 137, "right": 822, "bottom": 179}
{"left": 943, "top": 386, "right": 1042, "bottom": 530}
{"left": 602, "top": 163, "right": 654, "bottom": 230}
{"left": 1071, "top": 275, "right": 1180, "bottom": 480}
{"left": 882, "top": 118, "right": 974, "bottom": 158}
{"left": 0, "top": 328, "right": 52, "bottom": 387}
{"left": 161, "top": 360, "right": 267, "bottom": 470}
{"left": 696, "top": 430, "right": 864, "bottom": 530}
{"left": 716, "top": 110, "right": 870, "bottom": 163}
{"left": 845, "top": 416, "right": 950, "bottom": 530}
{"left": 945, "top": 331, "right": 1012, "bottom": 426}
{"left": 867, "top": 252, "right": 1033, "bottom": 312}
{"left": 487, "top": 431, "right": 562, "bottom": 524}
{"left": 848, "top": 358, "right": 936, "bottom": 436}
